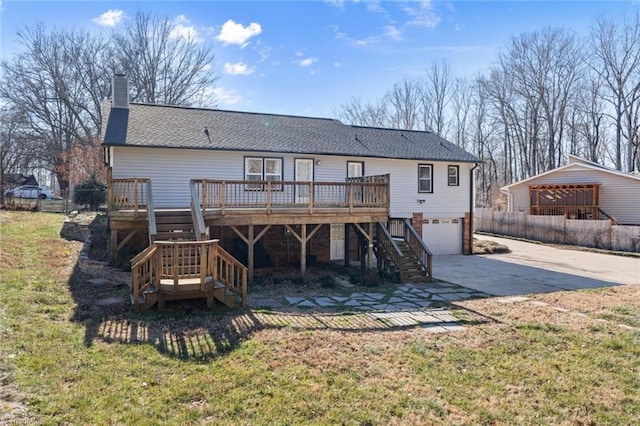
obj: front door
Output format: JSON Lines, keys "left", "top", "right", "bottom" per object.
{"left": 295, "top": 158, "right": 314, "bottom": 204}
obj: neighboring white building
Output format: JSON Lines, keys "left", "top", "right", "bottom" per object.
{"left": 501, "top": 155, "right": 640, "bottom": 225}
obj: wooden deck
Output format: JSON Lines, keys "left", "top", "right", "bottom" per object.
{"left": 107, "top": 174, "right": 431, "bottom": 310}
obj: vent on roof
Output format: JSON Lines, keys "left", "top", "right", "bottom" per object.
{"left": 112, "top": 74, "right": 129, "bottom": 109}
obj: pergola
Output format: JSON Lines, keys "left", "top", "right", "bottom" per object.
{"left": 529, "top": 183, "right": 600, "bottom": 219}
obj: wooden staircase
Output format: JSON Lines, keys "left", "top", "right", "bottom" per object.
{"left": 374, "top": 219, "right": 433, "bottom": 283}
{"left": 393, "top": 239, "right": 432, "bottom": 283}
{"left": 152, "top": 210, "right": 197, "bottom": 242}
{"left": 130, "top": 239, "right": 248, "bottom": 312}
{"left": 129, "top": 182, "right": 246, "bottom": 312}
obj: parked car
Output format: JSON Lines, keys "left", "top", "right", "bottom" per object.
{"left": 4, "top": 185, "right": 56, "bottom": 200}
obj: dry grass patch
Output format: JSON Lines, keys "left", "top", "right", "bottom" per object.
{"left": 2, "top": 210, "right": 640, "bottom": 425}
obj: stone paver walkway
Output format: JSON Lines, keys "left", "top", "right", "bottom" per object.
{"left": 248, "top": 282, "right": 488, "bottom": 333}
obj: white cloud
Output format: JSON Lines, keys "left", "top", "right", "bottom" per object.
{"left": 224, "top": 62, "right": 254, "bottom": 75}
{"left": 169, "top": 15, "right": 202, "bottom": 42}
{"left": 324, "top": 0, "right": 345, "bottom": 8}
{"left": 92, "top": 10, "right": 124, "bottom": 27}
{"left": 332, "top": 25, "right": 379, "bottom": 47}
{"left": 403, "top": 0, "right": 441, "bottom": 29}
{"left": 217, "top": 19, "right": 262, "bottom": 47}
{"left": 213, "top": 87, "right": 242, "bottom": 105}
{"left": 384, "top": 25, "right": 402, "bottom": 41}
{"left": 334, "top": 62, "right": 342, "bottom": 68}
{"left": 298, "top": 57, "right": 317, "bottom": 67}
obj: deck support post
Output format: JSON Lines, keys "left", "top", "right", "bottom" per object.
{"left": 110, "top": 228, "right": 118, "bottom": 263}
{"left": 230, "top": 224, "right": 272, "bottom": 282}
{"left": 367, "top": 222, "right": 374, "bottom": 269}
{"left": 344, "top": 224, "right": 350, "bottom": 267}
{"left": 248, "top": 225, "right": 254, "bottom": 281}
{"left": 352, "top": 222, "right": 373, "bottom": 271}
{"left": 283, "top": 224, "right": 321, "bottom": 275}
{"left": 109, "top": 228, "right": 139, "bottom": 263}
{"left": 300, "top": 224, "right": 307, "bottom": 274}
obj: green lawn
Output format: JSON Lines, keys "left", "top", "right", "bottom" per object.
{"left": 1, "top": 210, "right": 639, "bottom": 425}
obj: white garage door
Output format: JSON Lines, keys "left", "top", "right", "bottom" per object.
{"left": 421, "top": 218, "right": 462, "bottom": 255}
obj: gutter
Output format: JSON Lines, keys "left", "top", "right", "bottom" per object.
{"left": 469, "top": 163, "right": 479, "bottom": 254}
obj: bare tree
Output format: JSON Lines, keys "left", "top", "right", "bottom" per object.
{"left": 335, "top": 96, "right": 389, "bottom": 127}
{"left": 385, "top": 79, "right": 420, "bottom": 130}
{"left": 590, "top": 12, "right": 640, "bottom": 171}
{"left": 1, "top": 13, "right": 220, "bottom": 192}
{"left": 112, "top": 11, "right": 219, "bottom": 106}
{"left": 0, "top": 108, "right": 34, "bottom": 204}
{"left": 420, "top": 59, "right": 454, "bottom": 134}
{"left": 0, "top": 25, "right": 104, "bottom": 192}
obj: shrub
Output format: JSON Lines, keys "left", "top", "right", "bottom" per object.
{"left": 73, "top": 174, "right": 107, "bottom": 211}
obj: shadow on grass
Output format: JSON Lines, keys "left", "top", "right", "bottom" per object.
{"left": 65, "top": 215, "right": 494, "bottom": 362}
{"left": 76, "top": 306, "right": 491, "bottom": 362}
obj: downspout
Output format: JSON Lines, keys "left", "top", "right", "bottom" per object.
{"left": 501, "top": 188, "right": 513, "bottom": 212}
{"left": 468, "top": 163, "right": 479, "bottom": 254}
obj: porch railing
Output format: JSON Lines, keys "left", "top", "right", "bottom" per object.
{"left": 131, "top": 239, "right": 248, "bottom": 311}
{"left": 108, "top": 177, "right": 151, "bottom": 216}
{"left": 214, "top": 245, "right": 248, "bottom": 308}
{"left": 530, "top": 206, "right": 600, "bottom": 220}
{"left": 190, "top": 176, "right": 390, "bottom": 215}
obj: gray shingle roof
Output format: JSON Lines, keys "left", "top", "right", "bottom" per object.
{"left": 102, "top": 102, "right": 480, "bottom": 163}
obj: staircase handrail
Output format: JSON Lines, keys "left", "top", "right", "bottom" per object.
{"left": 190, "top": 180, "right": 207, "bottom": 240}
{"left": 402, "top": 218, "right": 433, "bottom": 280}
{"left": 375, "top": 222, "right": 405, "bottom": 279}
{"left": 597, "top": 207, "right": 620, "bottom": 225}
{"left": 146, "top": 180, "right": 157, "bottom": 243}
{"left": 214, "top": 244, "right": 248, "bottom": 307}
{"left": 131, "top": 244, "right": 159, "bottom": 311}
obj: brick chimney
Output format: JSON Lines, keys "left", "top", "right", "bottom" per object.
{"left": 112, "top": 74, "right": 129, "bottom": 109}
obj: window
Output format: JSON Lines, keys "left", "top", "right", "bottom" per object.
{"left": 244, "top": 157, "right": 283, "bottom": 190}
{"left": 448, "top": 165, "right": 459, "bottom": 186}
{"left": 347, "top": 161, "right": 364, "bottom": 178}
{"left": 418, "top": 164, "right": 433, "bottom": 193}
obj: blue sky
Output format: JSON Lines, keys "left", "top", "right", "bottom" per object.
{"left": 1, "top": 1, "right": 637, "bottom": 118}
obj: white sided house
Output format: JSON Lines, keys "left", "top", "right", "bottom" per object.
{"left": 501, "top": 155, "right": 640, "bottom": 225}
{"left": 102, "top": 75, "right": 479, "bottom": 310}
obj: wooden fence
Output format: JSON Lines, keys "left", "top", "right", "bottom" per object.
{"left": 475, "top": 208, "right": 640, "bottom": 253}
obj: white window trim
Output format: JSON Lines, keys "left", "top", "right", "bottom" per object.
{"left": 448, "top": 165, "right": 459, "bottom": 186}
{"left": 418, "top": 164, "right": 433, "bottom": 193}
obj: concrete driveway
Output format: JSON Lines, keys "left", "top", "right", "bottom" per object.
{"left": 434, "top": 235, "right": 640, "bottom": 296}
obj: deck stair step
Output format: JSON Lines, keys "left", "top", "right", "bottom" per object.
{"left": 376, "top": 237, "right": 429, "bottom": 284}
{"left": 152, "top": 209, "right": 197, "bottom": 242}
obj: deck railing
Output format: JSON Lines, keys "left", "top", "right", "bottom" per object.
{"left": 108, "top": 178, "right": 152, "bottom": 216}
{"left": 214, "top": 245, "right": 248, "bottom": 308}
{"left": 530, "top": 206, "right": 600, "bottom": 220}
{"left": 190, "top": 182, "right": 207, "bottom": 240}
{"left": 191, "top": 176, "right": 390, "bottom": 215}
{"left": 131, "top": 239, "right": 248, "bottom": 311}
{"left": 131, "top": 244, "right": 159, "bottom": 308}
